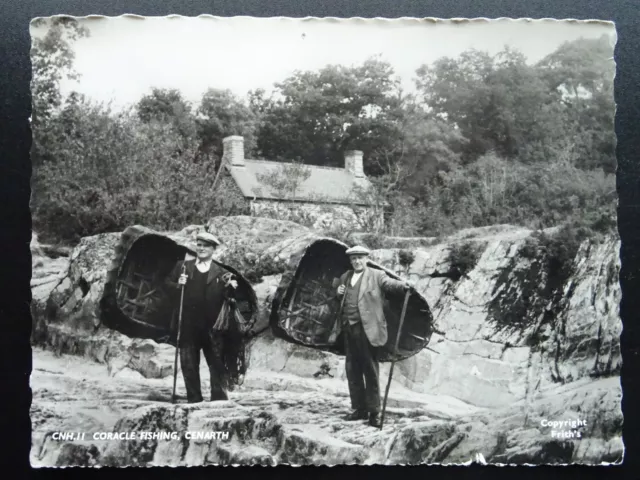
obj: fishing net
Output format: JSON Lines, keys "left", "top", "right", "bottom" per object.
{"left": 212, "top": 293, "right": 253, "bottom": 390}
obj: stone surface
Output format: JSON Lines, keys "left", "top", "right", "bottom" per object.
{"left": 30, "top": 348, "right": 622, "bottom": 467}
{"left": 29, "top": 217, "right": 623, "bottom": 466}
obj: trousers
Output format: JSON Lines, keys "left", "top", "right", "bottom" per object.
{"left": 344, "top": 320, "right": 380, "bottom": 413}
{"left": 179, "top": 332, "right": 228, "bottom": 402}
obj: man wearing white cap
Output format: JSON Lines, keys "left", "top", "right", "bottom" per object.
{"left": 166, "top": 231, "right": 238, "bottom": 403}
{"left": 337, "top": 245, "right": 412, "bottom": 428}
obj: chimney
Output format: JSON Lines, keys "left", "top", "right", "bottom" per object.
{"left": 222, "top": 135, "right": 245, "bottom": 166}
{"left": 345, "top": 150, "right": 364, "bottom": 178}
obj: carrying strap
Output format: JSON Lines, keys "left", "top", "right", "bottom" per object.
{"left": 338, "top": 271, "right": 354, "bottom": 327}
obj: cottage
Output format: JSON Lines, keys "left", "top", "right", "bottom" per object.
{"left": 219, "top": 135, "right": 383, "bottom": 231}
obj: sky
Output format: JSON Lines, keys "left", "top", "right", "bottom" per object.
{"left": 31, "top": 15, "right": 616, "bottom": 110}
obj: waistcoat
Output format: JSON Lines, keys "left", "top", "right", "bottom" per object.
{"left": 342, "top": 273, "right": 363, "bottom": 325}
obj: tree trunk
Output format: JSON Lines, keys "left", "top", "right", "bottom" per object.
{"left": 211, "top": 156, "right": 225, "bottom": 193}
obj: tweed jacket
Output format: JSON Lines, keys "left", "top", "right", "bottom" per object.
{"left": 336, "top": 266, "right": 407, "bottom": 347}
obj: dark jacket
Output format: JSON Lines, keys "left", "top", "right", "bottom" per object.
{"left": 165, "top": 259, "right": 233, "bottom": 344}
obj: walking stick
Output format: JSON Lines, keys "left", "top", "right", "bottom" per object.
{"left": 171, "top": 264, "right": 187, "bottom": 404}
{"left": 380, "top": 288, "right": 411, "bottom": 430}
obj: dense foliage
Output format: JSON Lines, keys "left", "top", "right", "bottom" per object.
{"left": 32, "top": 98, "right": 247, "bottom": 242}
{"left": 30, "top": 19, "right": 616, "bottom": 244}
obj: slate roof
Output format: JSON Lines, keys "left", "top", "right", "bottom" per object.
{"left": 225, "top": 159, "right": 375, "bottom": 206}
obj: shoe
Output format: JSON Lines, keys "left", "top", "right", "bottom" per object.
{"left": 210, "top": 392, "right": 229, "bottom": 402}
{"left": 368, "top": 412, "right": 382, "bottom": 428}
{"left": 343, "top": 410, "right": 368, "bottom": 421}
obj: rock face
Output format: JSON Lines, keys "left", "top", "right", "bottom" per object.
{"left": 30, "top": 216, "right": 623, "bottom": 466}
{"left": 369, "top": 233, "right": 621, "bottom": 409}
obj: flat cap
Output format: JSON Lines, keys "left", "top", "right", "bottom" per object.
{"left": 345, "top": 245, "right": 370, "bottom": 256}
{"left": 196, "top": 231, "right": 221, "bottom": 246}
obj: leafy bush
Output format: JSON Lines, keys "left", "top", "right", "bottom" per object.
{"left": 518, "top": 222, "right": 597, "bottom": 284}
{"left": 518, "top": 235, "right": 542, "bottom": 260}
{"left": 447, "top": 241, "right": 482, "bottom": 279}
{"left": 323, "top": 225, "right": 355, "bottom": 246}
{"left": 538, "top": 224, "right": 591, "bottom": 283}
{"left": 216, "top": 241, "right": 285, "bottom": 284}
{"left": 384, "top": 194, "right": 431, "bottom": 237}
{"left": 32, "top": 99, "right": 248, "bottom": 243}
{"left": 417, "top": 153, "right": 616, "bottom": 238}
{"left": 398, "top": 249, "right": 416, "bottom": 268}
{"left": 243, "top": 256, "right": 286, "bottom": 284}
{"left": 359, "top": 232, "right": 386, "bottom": 250}
{"left": 313, "top": 361, "right": 334, "bottom": 378}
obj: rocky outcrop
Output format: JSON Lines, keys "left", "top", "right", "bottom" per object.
{"left": 31, "top": 348, "right": 622, "bottom": 467}
{"left": 29, "top": 216, "right": 623, "bottom": 466}
{"left": 31, "top": 231, "right": 176, "bottom": 379}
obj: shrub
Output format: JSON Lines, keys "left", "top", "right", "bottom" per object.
{"left": 447, "top": 241, "right": 482, "bottom": 278}
{"left": 243, "top": 256, "right": 286, "bottom": 284}
{"left": 359, "top": 232, "right": 386, "bottom": 250}
{"left": 32, "top": 100, "right": 248, "bottom": 244}
{"left": 538, "top": 224, "right": 590, "bottom": 283}
{"left": 518, "top": 235, "right": 541, "bottom": 260}
{"left": 313, "top": 361, "right": 333, "bottom": 378}
{"left": 518, "top": 223, "right": 595, "bottom": 285}
{"left": 384, "top": 194, "right": 430, "bottom": 237}
{"left": 398, "top": 249, "right": 416, "bottom": 268}
{"left": 322, "top": 225, "right": 355, "bottom": 246}
{"left": 417, "top": 153, "right": 616, "bottom": 238}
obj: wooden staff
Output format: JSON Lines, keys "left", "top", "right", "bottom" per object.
{"left": 380, "top": 288, "right": 411, "bottom": 430}
{"left": 171, "top": 263, "right": 187, "bottom": 404}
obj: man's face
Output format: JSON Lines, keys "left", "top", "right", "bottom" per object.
{"left": 349, "top": 255, "right": 367, "bottom": 272}
{"left": 196, "top": 241, "right": 215, "bottom": 261}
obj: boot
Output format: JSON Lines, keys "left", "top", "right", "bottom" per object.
{"left": 368, "top": 412, "right": 382, "bottom": 428}
{"left": 343, "top": 410, "right": 368, "bottom": 421}
{"left": 210, "top": 390, "right": 229, "bottom": 401}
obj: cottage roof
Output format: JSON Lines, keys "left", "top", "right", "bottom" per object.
{"left": 225, "top": 159, "right": 376, "bottom": 206}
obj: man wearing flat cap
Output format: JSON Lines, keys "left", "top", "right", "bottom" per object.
{"left": 166, "top": 231, "right": 238, "bottom": 403}
{"left": 336, "top": 245, "right": 412, "bottom": 428}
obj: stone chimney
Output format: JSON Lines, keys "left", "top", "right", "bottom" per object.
{"left": 344, "top": 150, "right": 364, "bottom": 178}
{"left": 222, "top": 135, "right": 245, "bottom": 166}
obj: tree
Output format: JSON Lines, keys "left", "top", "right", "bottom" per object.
{"left": 415, "top": 48, "right": 559, "bottom": 163}
{"left": 137, "top": 88, "right": 191, "bottom": 123}
{"left": 32, "top": 97, "right": 248, "bottom": 243}
{"left": 537, "top": 34, "right": 615, "bottom": 98}
{"left": 536, "top": 35, "right": 616, "bottom": 172}
{"left": 415, "top": 38, "right": 616, "bottom": 173}
{"left": 196, "top": 88, "right": 257, "bottom": 159}
{"left": 30, "top": 16, "right": 89, "bottom": 165}
{"left": 256, "top": 57, "right": 404, "bottom": 169}
{"left": 367, "top": 93, "right": 466, "bottom": 194}
{"left": 418, "top": 152, "right": 616, "bottom": 236}
{"left": 254, "top": 58, "right": 471, "bottom": 236}
{"left": 136, "top": 88, "right": 198, "bottom": 154}
{"left": 254, "top": 160, "right": 312, "bottom": 201}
